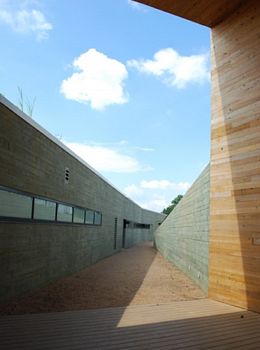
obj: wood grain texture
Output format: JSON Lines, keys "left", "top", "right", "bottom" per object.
{"left": 1, "top": 299, "right": 260, "bottom": 350}
{"left": 134, "top": 0, "right": 245, "bottom": 27}
{"left": 209, "top": 0, "right": 260, "bottom": 312}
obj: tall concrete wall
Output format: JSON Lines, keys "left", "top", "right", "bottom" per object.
{"left": 124, "top": 228, "right": 152, "bottom": 248}
{"left": 123, "top": 213, "right": 159, "bottom": 248}
{"left": 154, "top": 165, "right": 210, "bottom": 292}
{"left": 0, "top": 96, "right": 164, "bottom": 303}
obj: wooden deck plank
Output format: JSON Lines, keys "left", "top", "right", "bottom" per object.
{"left": 1, "top": 299, "right": 260, "bottom": 349}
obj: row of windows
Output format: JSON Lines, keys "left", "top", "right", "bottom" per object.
{"left": 133, "top": 223, "right": 151, "bottom": 230}
{"left": 125, "top": 221, "right": 151, "bottom": 230}
{"left": 0, "top": 187, "right": 102, "bottom": 225}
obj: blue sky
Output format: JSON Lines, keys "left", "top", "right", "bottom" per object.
{"left": 0, "top": 0, "right": 211, "bottom": 212}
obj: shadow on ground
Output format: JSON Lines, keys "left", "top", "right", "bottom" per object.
{"left": 0, "top": 242, "right": 205, "bottom": 315}
{"left": 1, "top": 300, "right": 260, "bottom": 350}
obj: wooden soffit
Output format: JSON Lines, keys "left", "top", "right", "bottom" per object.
{"left": 134, "top": 0, "right": 245, "bottom": 27}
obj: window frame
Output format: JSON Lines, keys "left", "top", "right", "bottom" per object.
{"left": 85, "top": 209, "right": 95, "bottom": 225}
{"left": 0, "top": 185, "right": 102, "bottom": 227}
{"left": 94, "top": 211, "right": 102, "bottom": 226}
{"left": 33, "top": 197, "right": 57, "bottom": 221}
{"left": 73, "top": 206, "right": 85, "bottom": 224}
{"left": 0, "top": 186, "right": 33, "bottom": 220}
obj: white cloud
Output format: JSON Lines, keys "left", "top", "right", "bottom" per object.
{"left": 63, "top": 141, "right": 148, "bottom": 173}
{"left": 0, "top": 2, "right": 52, "bottom": 40}
{"left": 140, "top": 198, "right": 169, "bottom": 212}
{"left": 134, "top": 146, "right": 154, "bottom": 152}
{"left": 140, "top": 179, "right": 190, "bottom": 191}
{"left": 128, "top": 48, "right": 209, "bottom": 88}
{"left": 61, "top": 49, "right": 128, "bottom": 111}
{"left": 123, "top": 179, "right": 190, "bottom": 212}
{"left": 127, "top": 0, "right": 147, "bottom": 12}
{"left": 124, "top": 184, "right": 144, "bottom": 198}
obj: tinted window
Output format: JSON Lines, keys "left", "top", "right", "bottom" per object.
{"left": 33, "top": 198, "right": 56, "bottom": 221}
{"left": 0, "top": 189, "right": 32, "bottom": 219}
{"left": 85, "top": 210, "right": 94, "bottom": 224}
{"left": 94, "top": 211, "right": 102, "bottom": 225}
{"left": 57, "top": 204, "right": 72, "bottom": 222}
{"left": 73, "top": 207, "right": 85, "bottom": 224}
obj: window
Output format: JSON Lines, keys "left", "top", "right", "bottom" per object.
{"left": 57, "top": 204, "right": 72, "bottom": 222}
{"left": 73, "top": 207, "right": 85, "bottom": 224}
{"left": 94, "top": 211, "right": 102, "bottom": 225}
{"left": 133, "top": 222, "right": 150, "bottom": 229}
{"left": 85, "top": 210, "right": 94, "bottom": 224}
{"left": 33, "top": 198, "right": 56, "bottom": 221}
{"left": 0, "top": 186, "right": 102, "bottom": 226}
{"left": 0, "top": 189, "right": 32, "bottom": 219}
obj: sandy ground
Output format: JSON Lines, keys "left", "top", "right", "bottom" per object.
{"left": 0, "top": 241, "right": 205, "bottom": 315}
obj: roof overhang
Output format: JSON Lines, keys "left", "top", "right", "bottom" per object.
{"left": 134, "top": 0, "right": 245, "bottom": 27}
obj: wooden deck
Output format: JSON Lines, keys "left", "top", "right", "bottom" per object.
{"left": 1, "top": 299, "right": 260, "bottom": 349}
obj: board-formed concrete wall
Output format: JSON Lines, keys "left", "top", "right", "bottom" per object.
{"left": 154, "top": 165, "right": 210, "bottom": 292}
{"left": 124, "top": 228, "right": 151, "bottom": 248}
{"left": 137, "top": 0, "right": 260, "bottom": 316}
{"left": 0, "top": 96, "right": 164, "bottom": 303}
{"left": 123, "top": 219, "right": 157, "bottom": 249}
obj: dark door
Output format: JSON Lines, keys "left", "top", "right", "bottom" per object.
{"left": 114, "top": 218, "right": 118, "bottom": 250}
{"left": 122, "top": 219, "right": 129, "bottom": 248}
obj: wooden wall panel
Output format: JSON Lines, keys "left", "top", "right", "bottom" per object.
{"left": 209, "top": 0, "right": 260, "bottom": 312}
{"left": 135, "top": 1, "right": 244, "bottom": 27}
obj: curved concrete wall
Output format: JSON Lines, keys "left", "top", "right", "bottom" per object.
{"left": 0, "top": 96, "right": 164, "bottom": 303}
{"left": 154, "top": 165, "right": 210, "bottom": 292}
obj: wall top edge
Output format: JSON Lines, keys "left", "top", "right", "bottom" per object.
{"left": 0, "top": 94, "right": 162, "bottom": 215}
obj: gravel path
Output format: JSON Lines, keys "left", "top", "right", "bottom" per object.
{"left": 0, "top": 241, "right": 205, "bottom": 315}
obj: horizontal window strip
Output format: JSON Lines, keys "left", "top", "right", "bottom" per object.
{"left": 0, "top": 186, "right": 102, "bottom": 226}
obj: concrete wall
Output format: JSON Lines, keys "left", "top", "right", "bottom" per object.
{"left": 137, "top": 0, "right": 260, "bottom": 314}
{"left": 0, "top": 97, "right": 164, "bottom": 303}
{"left": 123, "top": 217, "right": 157, "bottom": 249}
{"left": 154, "top": 165, "right": 210, "bottom": 292}
{"left": 124, "top": 228, "right": 152, "bottom": 248}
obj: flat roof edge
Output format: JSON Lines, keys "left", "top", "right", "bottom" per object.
{"left": 0, "top": 94, "right": 162, "bottom": 214}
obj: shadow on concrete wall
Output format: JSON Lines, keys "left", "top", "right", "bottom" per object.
{"left": 154, "top": 165, "right": 210, "bottom": 293}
